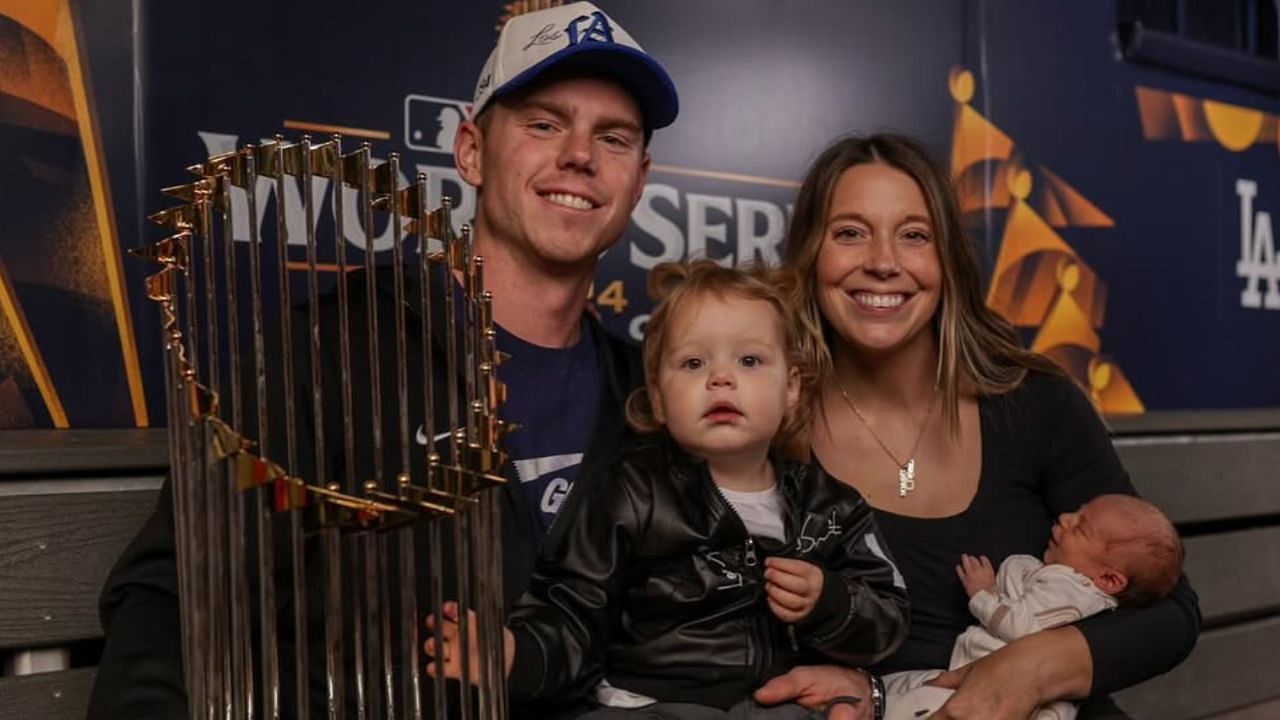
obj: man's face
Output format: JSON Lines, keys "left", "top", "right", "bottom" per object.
{"left": 458, "top": 76, "right": 650, "bottom": 272}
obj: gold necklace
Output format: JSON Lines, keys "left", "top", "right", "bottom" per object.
{"left": 836, "top": 383, "right": 937, "bottom": 497}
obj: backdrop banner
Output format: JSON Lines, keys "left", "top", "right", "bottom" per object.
{"left": 1, "top": 0, "right": 1277, "bottom": 428}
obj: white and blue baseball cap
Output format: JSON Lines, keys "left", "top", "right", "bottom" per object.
{"left": 472, "top": 2, "right": 679, "bottom": 132}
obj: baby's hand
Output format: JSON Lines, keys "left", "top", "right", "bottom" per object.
{"left": 764, "top": 557, "right": 825, "bottom": 623}
{"left": 423, "top": 601, "right": 515, "bottom": 683}
{"left": 956, "top": 554, "right": 996, "bottom": 598}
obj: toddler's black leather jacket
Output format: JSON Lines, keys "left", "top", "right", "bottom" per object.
{"left": 507, "top": 439, "right": 910, "bottom": 710}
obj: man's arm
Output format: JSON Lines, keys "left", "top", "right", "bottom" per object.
{"left": 87, "top": 481, "right": 188, "bottom": 720}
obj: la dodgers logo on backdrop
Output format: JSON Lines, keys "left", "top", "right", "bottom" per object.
{"left": 1235, "top": 178, "right": 1280, "bottom": 310}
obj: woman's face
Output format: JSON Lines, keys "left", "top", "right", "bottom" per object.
{"left": 813, "top": 163, "right": 943, "bottom": 358}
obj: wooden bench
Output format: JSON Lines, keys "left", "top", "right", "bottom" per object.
{"left": 0, "top": 430, "right": 166, "bottom": 720}
{"left": 1113, "top": 410, "right": 1280, "bottom": 720}
{"left": 2, "top": 413, "right": 1278, "bottom": 720}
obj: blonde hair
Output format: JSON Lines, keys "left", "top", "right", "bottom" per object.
{"left": 783, "top": 133, "right": 1063, "bottom": 433}
{"left": 625, "top": 259, "right": 823, "bottom": 453}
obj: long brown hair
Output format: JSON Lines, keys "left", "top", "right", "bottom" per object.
{"left": 626, "top": 259, "right": 823, "bottom": 453}
{"left": 784, "top": 133, "right": 1062, "bottom": 433}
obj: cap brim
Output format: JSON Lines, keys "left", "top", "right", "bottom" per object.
{"left": 491, "top": 43, "right": 679, "bottom": 131}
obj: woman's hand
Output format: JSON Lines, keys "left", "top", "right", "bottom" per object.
{"left": 754, "top": 665, "right": 873, "bottom": 720}
{"left": 926, "top": 626, "right": 1092, "bottom": 719}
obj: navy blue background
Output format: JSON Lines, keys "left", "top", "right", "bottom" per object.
{"left": 9, "top": 0, "right": 1279, "bottom": 426}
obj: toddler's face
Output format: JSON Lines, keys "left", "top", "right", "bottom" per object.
{"left": 650, "top": 294, "right": 799, "bottom": 465}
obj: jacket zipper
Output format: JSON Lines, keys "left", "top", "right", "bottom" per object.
{"left": 708, "top": 473, "right": 784, "bottom": 687}
{"left": 708, "top": 481, "right": 761, "bottom": 569}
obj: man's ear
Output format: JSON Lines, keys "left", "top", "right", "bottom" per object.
{"left": 1093, "top": 566, "right": 1128, "bottom": 597}
{"left": 454, "top": 120, "right": 484, "bottom": 187}
{"left": 631, "top": 150, "right": 651, "bottom": 207}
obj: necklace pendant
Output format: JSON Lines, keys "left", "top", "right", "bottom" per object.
{"left": 898, "top": 458, "right": 916, "bottom": 497}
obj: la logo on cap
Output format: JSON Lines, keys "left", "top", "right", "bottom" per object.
{"left": 566, "top": 10, "right": 614, "bottom": 46}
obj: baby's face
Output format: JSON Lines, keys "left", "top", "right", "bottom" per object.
{"left": 1043, "top": 497, "right": 1130, "bottom": 579}
{"left": 650, "top": 294, "right": 799, "bottom": 464}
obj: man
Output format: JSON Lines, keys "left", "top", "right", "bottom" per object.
{"left": 88, "top": 3, "right": 677, "bottom": 718}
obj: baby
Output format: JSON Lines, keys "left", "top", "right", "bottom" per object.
{"left": 883, "top": 493, "right": 1184, "bottom": 720}
{"left": 427, "top": 259, "right": 909, "bottom": 719}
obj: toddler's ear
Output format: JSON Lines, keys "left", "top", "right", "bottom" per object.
{"left": 649, "top": 384, "right": 667, "bottom": 425}
{"left": 785, "top": 365, "right": 801, "bottom": 410}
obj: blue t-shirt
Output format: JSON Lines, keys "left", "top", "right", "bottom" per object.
{"left": 495, "top": 320, "right": 600, "bottom": 547}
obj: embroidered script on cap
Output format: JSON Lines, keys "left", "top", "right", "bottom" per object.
{"left": 521, "top": 9, "right": 614, "bottom": 51}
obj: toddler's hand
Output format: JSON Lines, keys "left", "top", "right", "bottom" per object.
{"left": 764, "top": 557, "right": 825, "bottom": 623}
{"left": 423, "top": 601, "right": 515, "bottom": 683}
{"left": 956, "top": 554, "right": 996, "bottom": 598}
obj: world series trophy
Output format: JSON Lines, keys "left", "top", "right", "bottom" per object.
{"left": 134, "top": 135, "right": 513, "bottom": 720}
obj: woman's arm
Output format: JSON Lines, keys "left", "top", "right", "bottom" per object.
{"left": 918, "top": 375, "right": 1200, "bottom": 717}
{"left": 1035, "top": 375, "right": 1201, "bottom": 693}
{"left": 927, "top": 625, "right": 1092, "bottom": 719}
{"left": 1075, "top": 574, "right": 1199, "bottom": 693}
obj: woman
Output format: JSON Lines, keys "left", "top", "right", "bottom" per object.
{"left": 754, "top": 134, "right": 1199, "bottom": 720}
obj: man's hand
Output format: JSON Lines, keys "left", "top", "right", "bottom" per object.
{"left": 753, "top": 665, "right": 872, "bottom": 720}
{"left": 764, "top": 557, "right": 825, "bottom": 623}
{"left": 924, "top": 626, "right": 1092, "bottom": 719}
{"left": 423, "top": 601, "right": 515, "bottom": 683}
{"left": 956, "top": 554, "right": 996, "bottom": 599}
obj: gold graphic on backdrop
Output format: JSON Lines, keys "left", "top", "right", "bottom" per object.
{"left": 951, "top": 66, "right": 1143, "bottom": 414}
{"left": 1136, "top": 86, "right": 1277, "bottom": 153}
{"left": 0, "top": 259, "right": 67, "bottom": 426}
{"left": 0, "top": 1, "right": 148, "bottom": 427}
{"left": 950, "top": 68, "right": 1015, "bottom": 213}
{"left": 1037, "top": 166, "right": 1113, "bottom": 228}
{"left": 0, "top": 1, "right": 147, "bottom": 425}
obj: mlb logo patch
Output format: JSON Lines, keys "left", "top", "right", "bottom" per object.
{"left": 404, "top": 95, "right": 471, "bottom": 154}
